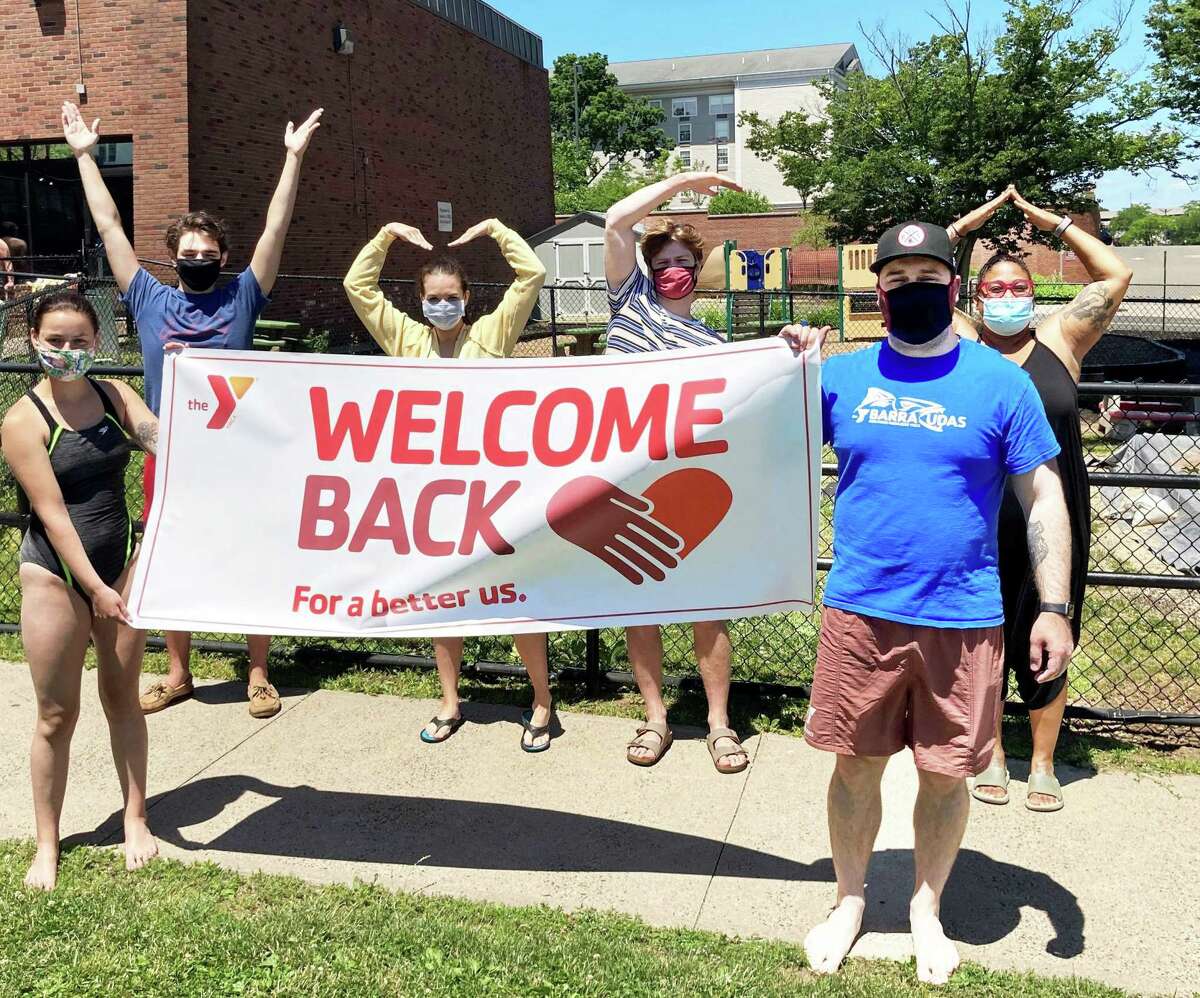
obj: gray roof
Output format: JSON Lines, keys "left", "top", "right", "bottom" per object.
{"left": 611, "top": 44, "right": 858, "bottom": 87}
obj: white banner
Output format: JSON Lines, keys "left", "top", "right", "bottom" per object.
{"left": 129, "top": 340, "right": 821, "bottom": 636}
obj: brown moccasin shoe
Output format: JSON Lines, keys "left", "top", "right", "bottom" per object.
{"left": 248, "top": 683, "right": 281, "bottom": 719}
{"left": 139, "top": 679, "right": 194, "bottom": 715}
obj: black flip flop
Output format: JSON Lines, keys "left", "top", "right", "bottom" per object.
{"left": 520, "top": 709, "right": 552, "bottom": 753}
{"left": 419, "top": 716, "right": 464, "bottom": 744}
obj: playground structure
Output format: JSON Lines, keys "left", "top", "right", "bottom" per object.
{"left": 697, "top": 240, "right": 797, "bottom": 338}
{"left": 838, "top": 243, "right": 884, "bottom": 340}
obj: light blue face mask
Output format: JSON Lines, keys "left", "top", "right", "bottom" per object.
{"left": 422, "top": 299, "right": 465, "bottom": 331}
{"left": 981, "top": 296, "right": 1034, "bottom": 336}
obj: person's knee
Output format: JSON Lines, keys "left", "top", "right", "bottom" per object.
{"left": 833, "top": 753, "right": 888, "bottom": 791}
{"left": 36, "top": 698, "right": 80, "bottom": 740}
{"left": 97, "top": 672, "right": 139, "bottom": 719}
{"left": 917, "top": 768, "right": 965, "bottom": 798}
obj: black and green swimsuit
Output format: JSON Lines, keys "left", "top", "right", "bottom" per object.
{"left": 19, "top": 379, "right": 135, "bottom": 606}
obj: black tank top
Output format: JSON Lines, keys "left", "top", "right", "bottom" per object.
{"left": 998, "top": 340, "right": 1090, "bottom": 603}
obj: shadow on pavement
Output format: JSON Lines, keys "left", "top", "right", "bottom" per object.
{"left": 69, "top": 774, "right": 1084, "bottom": 956}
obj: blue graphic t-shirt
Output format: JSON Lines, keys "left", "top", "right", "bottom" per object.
{"left": 123, "top": 267, "right": 269, "bottom": 413}
{"left": 822, "top": 339, "right": 1060, "bottom": 628}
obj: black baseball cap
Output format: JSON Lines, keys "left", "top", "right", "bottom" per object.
{"left": 869, "top": 221, "right": 956, "bottom": 275}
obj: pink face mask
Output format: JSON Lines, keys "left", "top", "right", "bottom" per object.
{"left": 653, "top": 266, "right": 697, "bottom": 300}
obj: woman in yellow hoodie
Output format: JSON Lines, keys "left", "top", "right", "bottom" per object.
{"left": 343, "top": 217, "right": 552, "bottom": 751}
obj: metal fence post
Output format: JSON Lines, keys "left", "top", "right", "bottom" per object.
{"left": 549, "top": 286, "right": 558, "bottom": 355}
{"left": 758, "top": 291, "right": 766, "bottom": 337}
{"left": 585, "top": 629, "right": 601, "bottom": 694}
{"left": 1163, "top": 249, "right": 1168, "bottom": 337}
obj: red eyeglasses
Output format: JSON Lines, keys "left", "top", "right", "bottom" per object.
{"left": 977, "top": 279, "right": 1034, "bottom": 298}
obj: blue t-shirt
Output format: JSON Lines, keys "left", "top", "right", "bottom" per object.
{"left": 822, "top": 339, "right": 1060, "bottom": 628}
{"left": 123, "top": 267, "right": 269, "bottom": 413}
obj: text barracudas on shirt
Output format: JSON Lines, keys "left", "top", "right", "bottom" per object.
{"left": 296, "top": 379, "right": 730, "bottom": 556}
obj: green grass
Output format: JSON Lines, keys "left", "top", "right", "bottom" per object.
{"left": 0, "top": 842, "right": 1128, "bottom": 998}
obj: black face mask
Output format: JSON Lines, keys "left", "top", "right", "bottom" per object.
{"left": 881, "top": 280, "right": 953, "bottom": 345}
{"left": 176, "top": 257, "right": 221, "bottom": 292}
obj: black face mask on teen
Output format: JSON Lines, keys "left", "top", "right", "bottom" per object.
{"left": 176, "top": 257, "right": 222, "bottom": 293}
{"left": 880, "top": 280, "right": 954, "bottom": 345}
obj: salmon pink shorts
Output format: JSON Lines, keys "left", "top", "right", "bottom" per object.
{"left": 805, "top": 607, "right": 1005, "bottom": 778}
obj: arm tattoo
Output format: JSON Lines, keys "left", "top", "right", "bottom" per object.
{"left": 1062, "top": 283, "right": 1116, "bottom": 330}
{"left": 133, "top": 420, "right": 158, "bottom": 454}
{"left": 1027, "top": 520, "right": 1049, "bottom": 568}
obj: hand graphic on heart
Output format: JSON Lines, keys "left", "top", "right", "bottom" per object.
{"left": 546, "top": 469, "right": 732, "bottom": 585}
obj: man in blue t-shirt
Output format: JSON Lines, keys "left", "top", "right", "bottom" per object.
{"left": 63, "top": 100, "right": 323, "bottom": 720}
{"left": 779, "top": 221, "right": 1074, "bottom": 987}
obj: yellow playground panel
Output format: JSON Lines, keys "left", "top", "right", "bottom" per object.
{"left": 763, "top": 248, "right": 786, "bottom": 290}
{"left": 840, "top": 243, "right": 884, "bottom": 340}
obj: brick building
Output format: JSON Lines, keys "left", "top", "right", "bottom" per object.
{"left": 0, "top": 0, "right": 553, "bottom": 288}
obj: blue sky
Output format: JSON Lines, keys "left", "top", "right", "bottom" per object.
{"left": 497, "top": 0, "right": 1197, "bottom": 210}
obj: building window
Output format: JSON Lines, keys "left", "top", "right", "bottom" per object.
{"left": 716, "top": 145, "right": 729, "bottom": 171}
{"left": 709, "top": 94, "right": 734, "bottom": 115}
{"left": 647, "top": 98, "right": 662, "bottom": 109}
{"left": 678, "top": 148, "right": 692, "bottom": 167}
{"left": 678, "top": 121, "right": 692, "bottom": 145}
{"left": 672, "top": 97, "right": 698, "bottom": 119}
{"left": 714, "top": 116, "right": 730, "bottom": 142}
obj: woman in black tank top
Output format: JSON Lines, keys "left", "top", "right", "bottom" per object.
{"left": 1, "top": 291, "right": 161, "bottom": 890}
{"left": 948, "top": 188, "right": 1133, "bottom": 813}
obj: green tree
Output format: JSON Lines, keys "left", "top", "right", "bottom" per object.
{"left": 1148, "top": 0, "right": 1200, "bottom": 130}
{"left": 707, "top": 189, "right": 774, "bottom": 215}
{"left": 791, "top": 213, "right": 834, "bottom": 250}
{"left": 1110, "top": 202, "right": 1200, "bottom": 245}
{"left": 549, "top": 53, "right": 669, "bottom": 180}
{"left": 738, "top": 111, "right": 827, "bottom": 209}
{"left": 814, "top": 0, "right": 1184, "bottom": 273}
{"left": 554, "top": 153, "right": 679, "bottom": 215}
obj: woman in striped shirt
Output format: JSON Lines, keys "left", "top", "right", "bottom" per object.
{"left": 603, "top": 171, "right": 751, "bottom": 774}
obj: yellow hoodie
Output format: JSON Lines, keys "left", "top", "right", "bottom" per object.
{"left": 343, "top": 220, "right": 546, "bottom": 359}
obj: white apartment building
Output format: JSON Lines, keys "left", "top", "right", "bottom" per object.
{"left": 610, "top": 43, "right": 860, "bottom": 209}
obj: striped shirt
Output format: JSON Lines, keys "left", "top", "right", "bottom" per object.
{"left": 605, "top": 266, "right": 724, "bottom": 354}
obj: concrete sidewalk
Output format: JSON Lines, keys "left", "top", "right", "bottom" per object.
{"left": 1, "top": 666, "right": 1197, "bottom": 996}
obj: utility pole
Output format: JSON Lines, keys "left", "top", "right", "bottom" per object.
{"left": 573, "top": 60, "right": 580, "bottom": 143}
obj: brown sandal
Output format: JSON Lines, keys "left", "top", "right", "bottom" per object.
{"left": 706, "top": 727, "right": 748, "bottom": 774}
{"left": 626, "top": 721, "right": 672, "bottom": 767}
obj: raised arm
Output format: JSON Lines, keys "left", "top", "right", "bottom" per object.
{"left": 62, "top": 102, "right": 139, "bottom": 293}
{"left": 0, "top": 240, "right": 11, "bottom": 296}
{"left": 449, "top": 219, "right": 545, "bottom": 356}
{"left": 249, "top": 108, "right": 323, "bottom": 296}
{"left": 1009, "top": 460, "right": 1075, "bottom": 683}
{"left": 342, "top": 223, "right": 432, "bottom": 356}
{"left": 1011, "top": 190, "right": 1133, "bottom": 360}
{"left": 946, "top": 186, "right": 1015, "bottom": 246}
{"left": 604, "top": 172, "right": 741, "bottom": 287}
{"left": 1, "top": 406, "right": 130, "bottom": 621}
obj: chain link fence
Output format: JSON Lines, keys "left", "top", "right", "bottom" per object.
{"left": 1, "top": 270, "right": 1197, "bottom": 737}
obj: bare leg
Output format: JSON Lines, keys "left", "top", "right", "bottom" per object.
{"left": 693, "top": 620, "right": 746, "bottom": 772}
{"left": 911, "top": 768, "right": 969, "bottom": 985}
{"left": 246, "top": 633, "right": 271, "bottom": 689}
{"left": 20, "top": 564, "right": 91, "bottom": 891}
{"left": 423, "top": 637, "right": 463, "bottom": 739}
{"left": 161, "top": 630, "right": 192, "bottom": 689}
{"left": 804, "top": 754, "right": 887, "bottom": 973}
{"left": 94, "top": 555, "right": 157, "bottom": 872}
{"left": 514, "top": 633, "right": 553, "bottom": 750}
{"left": 1027, "top": 684, "right": 1068, "bottom": 808}
{"left": 625, "top": 625, "right": 666, "bottom": 762}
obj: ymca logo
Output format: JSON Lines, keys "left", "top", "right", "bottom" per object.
{"left": 853, "top": 387, "right": 966, "bottom": 432}
{"left": 206, "top": 375, "right": 256, "bottom": 430}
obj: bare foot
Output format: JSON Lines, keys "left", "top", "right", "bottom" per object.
{"left": 23, "top": 843, "right": 60, "bottom": 891}
{"left": 911, "top": 908, "right": 960, "bottom": 985}
{"left": 804, "top": 896, "right": 865, "bottom": 973}
{"left": 522, "top": 702, "right": 552, "bottom": 750}
{"left": 124, "top": 817, "right": 159, "bottom": 872}
{"left": 423, "top": 702, "right": 461, "bottom": 742}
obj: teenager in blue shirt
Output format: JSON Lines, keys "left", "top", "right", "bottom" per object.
{"left": 780, "top": 222, "right": 1074, "bottom": 986}
{"left": 63, "top": 100, "right": 322, "bottom": 720}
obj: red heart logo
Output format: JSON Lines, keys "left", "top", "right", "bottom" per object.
{"left": 546, "top": 469, "right": 732, "bottom": 585}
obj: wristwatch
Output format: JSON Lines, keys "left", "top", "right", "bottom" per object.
{"left": 1039, "top": 601, "right": 1074, "bottom": 617}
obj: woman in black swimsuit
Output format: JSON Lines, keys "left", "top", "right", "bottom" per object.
{"left": 2, "top": 291, "right": 161, "bottom": 889}
{"left": 948, "top": 187, "right": 1132, "bottom": 812}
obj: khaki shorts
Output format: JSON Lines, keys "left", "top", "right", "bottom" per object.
{"left": 804, "top": 607, "right": 1004, "bottom": 779}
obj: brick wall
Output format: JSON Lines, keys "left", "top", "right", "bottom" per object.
{"left": 0, "top": 0, "right": 190, "bottom": 254}
{"left": 186, "top": 0, "right": 554, "bottom": 296}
